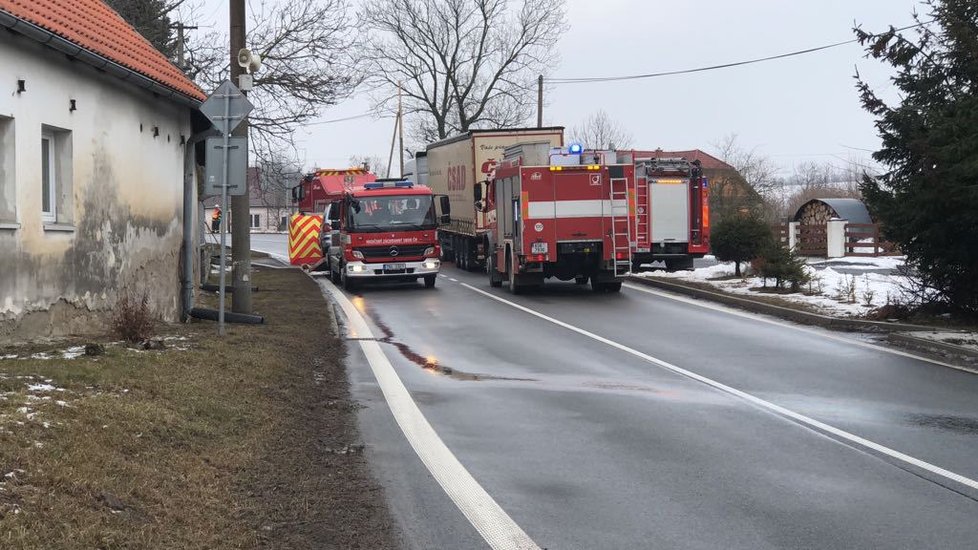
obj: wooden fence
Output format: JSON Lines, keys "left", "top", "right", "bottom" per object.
{"left": 844, "top": 223, "right": 900, "bottom": 257}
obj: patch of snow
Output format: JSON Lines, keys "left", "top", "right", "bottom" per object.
{"left": 907, "top": 331, "right": 978, "bottom": 352}
{"left": 640, "top": 259, "right": 914, "bottom": 317}
{"left": 30, "top": 352, "right": 51, "bottom": 360}
{"left": 27, "top": 383, "right": 58, "bottom": 392}
{"left": 55, "top": 400, "right": 69, "bottom": 407}
{"left": 61, "top": 346, "right": 86, "bottom": 359}
{"left": 1, "top": 354, "right": 18, "bottom": 360}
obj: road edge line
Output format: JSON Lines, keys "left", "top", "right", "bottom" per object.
{"left": 319, "top": 280, "right": 540, "bottom": 550}
{"left": 460, "top": 282, "right": 978, "bottom": 495}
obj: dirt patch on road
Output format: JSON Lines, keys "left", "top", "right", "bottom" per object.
{"left": 0, "top": 267, "right": 400, "bottom": 549}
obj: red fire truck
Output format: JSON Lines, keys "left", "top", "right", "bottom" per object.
{"left": 616, "top": 153, "right": 710, "bottom": 271}
{"left": 481, "top": 143, "right": 632, "bottom": 293}
{"left": 292, "top": 168, "right": 377, "bottom": 213}
{"left": 324, "top": 180, "right": 451, "bottom": 291}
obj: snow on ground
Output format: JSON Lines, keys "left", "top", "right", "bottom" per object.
{"left": 638, "top": 256, "right": 912, "bottom": 317}
{"left": 907, "top": 331, "right": 978, "bottom": 353}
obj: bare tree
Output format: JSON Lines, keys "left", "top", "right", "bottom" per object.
{"left": 252, "top": 154, "right": 303, "bottom": 229}
{"left": 188, "top": 1, "right": 361, "bottom": 165}
{"left": 709, "top": 134, "right": 780, "bottom": 221}
{"left": 360, "top": 0, "right": 568, "bottom": 144}
{"left": 349, "top": 154, "right": 389, "bottom": 176}
{"left": 570, "top": 110, "right": 633, "bottom": 150}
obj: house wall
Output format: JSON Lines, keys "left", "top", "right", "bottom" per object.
{"left": 0, "top": 33, "right": 192, "bottom": 342}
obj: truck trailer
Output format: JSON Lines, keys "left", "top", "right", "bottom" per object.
{"left": 425, "top": 127, "right": 564, "bottom": 270}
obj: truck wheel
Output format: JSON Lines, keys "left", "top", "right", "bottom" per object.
{"left": 341, "top": 265, "right": 358, "bottom": 291}
{"left": 488, "top": 255, "right": 503, "bottom": 287}
{"left": 507, "top": 253, "right": 523, "bottom": 295}
{"left": 606, "top": 281, "right": 623, "bottom": 293}
{"left": 423, "top": 275, "right": 436, "bottom": 289}
{"left": 329, "top": 260, "right": 341, "bottom": 284}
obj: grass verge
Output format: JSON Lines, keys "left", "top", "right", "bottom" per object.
{"left": 0, "top": 266, "right": 399, "bottom": 548}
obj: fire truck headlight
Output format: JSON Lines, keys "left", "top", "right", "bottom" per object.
{"left": 352, "top": 250, "right": 364, "bottom": 260}
{"left": 423, "top": 246, "right": 436, "bottom": 257}
{"left": 422, "top": 259, "right": 440, "bottom": 270}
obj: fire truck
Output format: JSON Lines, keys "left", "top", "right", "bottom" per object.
{"left": 323, "top": 179, "right": 451, "bottom": 290}
{"left": 292, "top": 168, "right": 377, "bottom": 213}
{"left": 481, "top": 143, "right": 632, "bottom": 293}
{"left": 425, "top": 127, "right": 564, "bottom": 270}
{"left": 616, "top": 152, "right": 710, "bottom": 271}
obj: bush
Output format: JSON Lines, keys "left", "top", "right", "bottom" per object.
{"left": 112, "top": 292, "right": 156, "bottom": 343}
{"left": 711, "top": 215, "right": 773, "bottom": 277}
{"left": 758, "top": 244, "right": 810, "bottom": 292}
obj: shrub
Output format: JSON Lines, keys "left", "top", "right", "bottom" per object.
{"left": 112, "top": 292, "right": 155, "bottom": 343}
{"left": 758, "top": 244, "right": 810, "bottom": 292}
{"left": 711, "top": 215, "right": 773, "bottom": 277}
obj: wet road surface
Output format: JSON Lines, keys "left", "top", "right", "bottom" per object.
{"left": 249, "top": 235, "right": 978, "bottom": 550}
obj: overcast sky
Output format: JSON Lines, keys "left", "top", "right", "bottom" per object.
{"left": 195, "top": 0, "right": 925, "bottom": 175}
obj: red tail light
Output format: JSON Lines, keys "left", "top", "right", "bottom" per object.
{"left": 615, "top": 251, "right": 628, "bottom": 260}
{"left": 527, "top": 254, "right": 547, "bottom": 263}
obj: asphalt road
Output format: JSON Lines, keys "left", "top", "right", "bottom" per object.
{"left": 249, "top": 233, "right": 978, "bottom": 550}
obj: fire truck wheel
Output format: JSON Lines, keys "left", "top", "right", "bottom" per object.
{"left": 341, "top": 266, "right": 358, "bottom": 291}
{"left": 423, "top": 275, "right": 436, "bottom": 289}
{"left": 574, "top": 276, "right": 588, "bottom": 285}
{"left": 606, "top": 282, "right": 623, "bottom": 293}
{"left": 507, "top": 256, "right": 524, "bottom": 294}
{"left": 488, "top": 255, "right": 503, "bottom": 287}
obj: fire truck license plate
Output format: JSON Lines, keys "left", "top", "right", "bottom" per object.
{"left": 383, "top": 263, "right": 406, "bottom": 271}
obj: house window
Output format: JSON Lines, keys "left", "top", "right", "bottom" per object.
{"left": 0, "top": 116, "right": 14, "bottom": 225}
{"left": 40, "top": 125, "right": 72, "bottom": 228}
{"left": 41, "top": 131, "right": 55, "bottom": 222}
{"left": 250, "top": 214, "right": 260, "bottom": 228}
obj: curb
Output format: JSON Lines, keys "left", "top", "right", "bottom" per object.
{"left": 626, "top": 276, "right": 939, "bottom": 333}
{"left": 887, "top": 333, "right": 978, "bottom": 363}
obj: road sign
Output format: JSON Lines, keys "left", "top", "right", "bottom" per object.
{"left": 204, "top": 137, "right": 248, "bottom": 196}
{"left": 199, "top": 80, "right": 253, "bottom": 135}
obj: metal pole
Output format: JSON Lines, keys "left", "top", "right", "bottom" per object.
{"left": 230, "top": 0, "right": 252, "bottom": 314}
{"left": 218, "top": 92, "right": 230, "bottom": 335}
{"left": 397, "top": 81, "right": 405, "bottom": 177}
{"left": 386, "top": 105, "right": 398, "bottom": 179}
{"left": 537, "top": 75, "right": 543, "bottom": 128}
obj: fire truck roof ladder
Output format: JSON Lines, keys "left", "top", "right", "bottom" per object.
{"left": 609, "top": 176, "right": 632, "bottom": 277}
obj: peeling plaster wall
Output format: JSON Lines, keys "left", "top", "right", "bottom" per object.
{"left": 0, "top": 34, "right": 193, "bottom": 342}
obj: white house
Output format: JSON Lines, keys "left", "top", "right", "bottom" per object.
{"left": 0, "top": 0, "right": 206, "bottom": 341}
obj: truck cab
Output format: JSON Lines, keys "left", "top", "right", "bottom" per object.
{"left": 326, "top": 180, "right": 451, "bottom": 290}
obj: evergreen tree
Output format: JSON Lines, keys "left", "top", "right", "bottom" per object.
{"left": 104, "top": 0, "right": 177, "bottom": 59}
{"left": 710, "top": 215, "right": 772, "bottom": 277}
{"left": 855, "top": 1, "right": 978, "bottom": 314}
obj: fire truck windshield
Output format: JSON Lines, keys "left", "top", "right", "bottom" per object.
{"left": 348, "top": 195, "right": 436, "bottom": 232}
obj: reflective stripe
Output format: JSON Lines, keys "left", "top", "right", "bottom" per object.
{"left": 526, "top": 199, "right": 627, "bottom": 219}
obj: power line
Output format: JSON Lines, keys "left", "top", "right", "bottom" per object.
{"left": 547, "top": 21, "right": 930, "bottom": 85}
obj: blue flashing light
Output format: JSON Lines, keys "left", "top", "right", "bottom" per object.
{"left": 568, "top": 143, "right": 583, "bottom": 154}
{"left": 363, "top": 182, "right": 384, "bottom": 190}
{"left": 394, "top": 180, "right": 414, "bottom": 188}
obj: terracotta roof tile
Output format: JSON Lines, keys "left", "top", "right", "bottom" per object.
{"left": 0, "top": 0, "right": 205, "bottom": 101}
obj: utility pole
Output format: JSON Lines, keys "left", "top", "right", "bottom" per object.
{"left": 230, "top": 0, "right": 252, "bottom": 314}
{"left": 537, "top": 75, "right": 543, "bottom": 128}
{"left": 397, "top": 81, "right": 405, "bottom": 177}
{"left": 171, "top": 22, "right": 198, "bottom": 72}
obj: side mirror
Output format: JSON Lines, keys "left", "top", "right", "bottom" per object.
{"left": 439, "top": 195, "right": 451, "bottom": 217}
{"left": 327, "top": 205, "right": 340, "bottom": 224}
{"left": 473, "top": 183, "right": 483, "bottom": 202}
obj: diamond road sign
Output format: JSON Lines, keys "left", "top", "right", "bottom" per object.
{"left": 199, "top": 80, "right": 254, "bottom": 135}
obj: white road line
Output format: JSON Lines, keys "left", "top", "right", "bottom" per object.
{"left": 439, "top": 274, "right": 449, "bottom": 278}
{"left": 449, "top": 277, "right": 459, "bottom": 282}
{"left": 622, "top": 282, "right": 970, "bottom": 373}
{"left": 321, "top": 281, "right": 540, "bottom": 550}
{"left": 460, "top": 282, "right": 978, "bottom": 493}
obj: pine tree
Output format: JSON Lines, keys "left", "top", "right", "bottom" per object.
{"left": 855, "top": 1, "right": 978, "bottom": 315}
{"left": 104, "top": 0, "right": 177, "bottom": 59}
{"left": 710, "top": 215, "right": 773, "bottom": 277}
